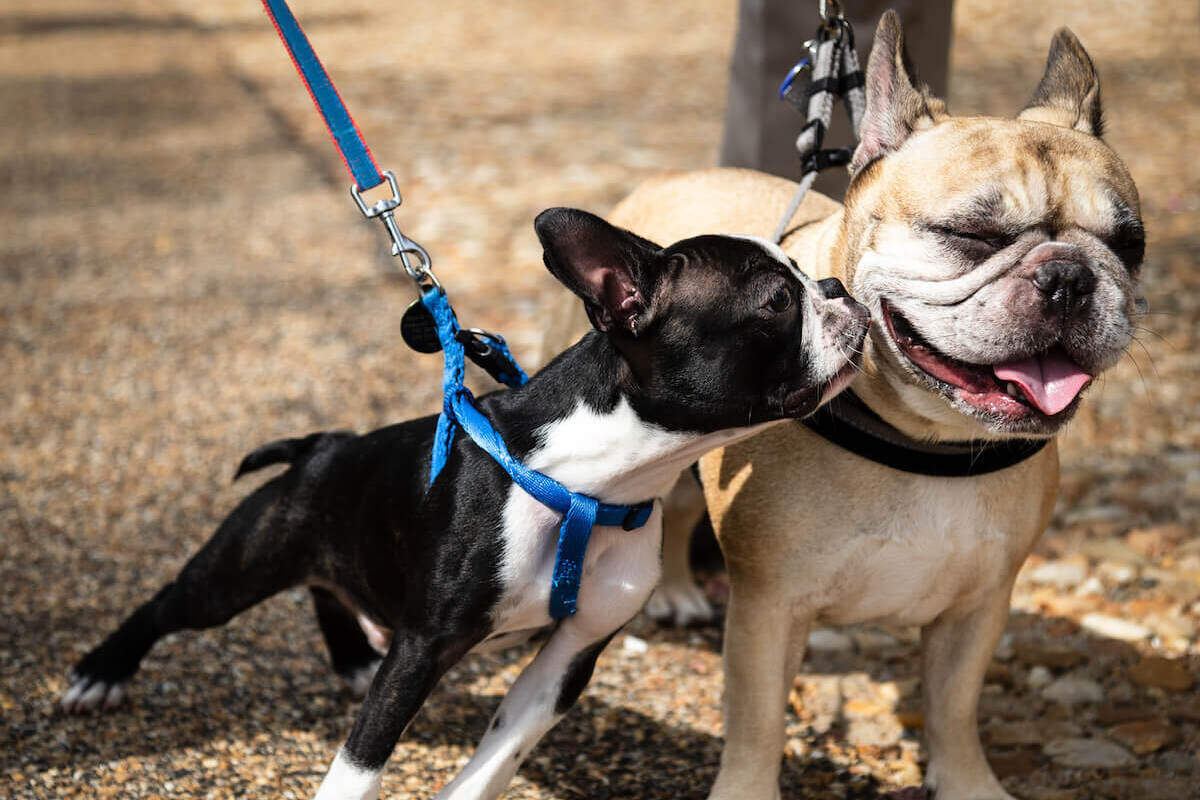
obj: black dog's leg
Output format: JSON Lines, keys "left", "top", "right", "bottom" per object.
{"left": 313, "top": 630, "right": 476, "bottom": 799}
{"left": 311, "top": 587, "right": 382, "bottom": 697}
{"left": 63, "top": 476, "right": 308, "bottom": 713}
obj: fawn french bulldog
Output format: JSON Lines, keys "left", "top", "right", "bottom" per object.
{"left": 541, "top": 12, "right": 1143, "bottom": 799}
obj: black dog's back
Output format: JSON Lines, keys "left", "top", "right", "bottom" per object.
{"left": 218, "top": 414, "right": 503, "bottom": 624}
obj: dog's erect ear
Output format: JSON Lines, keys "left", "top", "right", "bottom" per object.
{"left": 1018, "top": 28, "right": 1103, "bottom": 136}
{"left": 535, "top": 207, "right": 661, "bottom": 335}
{"left": 849, "top": 10, "right": 947, "bottom": 176}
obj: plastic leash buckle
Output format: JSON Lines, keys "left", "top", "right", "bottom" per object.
{"left": 454, "top": 328, "right": 522, "bottom": 385}
{"left": 804, "top": 147, "right": 853, "bottom": 173}
{"left": 621, "top": 501, "right": 654, "bottom": 531}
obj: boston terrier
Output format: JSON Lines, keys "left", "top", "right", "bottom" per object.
{"left": 61, "top": 207, "right": 870, "bottom": 800}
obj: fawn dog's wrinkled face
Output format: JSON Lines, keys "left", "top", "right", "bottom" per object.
{"left": 536, "top": 209, "right": 870, "bottom": 432}
{"left": 842, "top": 17, "right": 1144, "bottom": 437}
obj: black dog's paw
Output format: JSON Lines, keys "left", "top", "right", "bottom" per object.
{"left": 61, "top": 647, "right": 137, "bottom": 714}
{"left": 61, "top": 670, "right": 126, "bottom": 714}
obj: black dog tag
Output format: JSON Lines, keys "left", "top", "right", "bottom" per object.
{"left": 400, "top": 299, "right": 442, "bottom": 353}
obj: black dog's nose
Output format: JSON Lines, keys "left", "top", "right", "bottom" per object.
{"left": 818, "top": 277, "right": 850, "bottom": 300}
{"left": 1033, "top": 260, "right": 1095, "bottom": 314}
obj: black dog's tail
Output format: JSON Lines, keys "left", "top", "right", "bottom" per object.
{"left": 233, "top": 432, "right": 347, "bottom": 481}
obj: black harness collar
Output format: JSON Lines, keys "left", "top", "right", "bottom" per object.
{"left": 801, "top": 389, "right": 1049, "bottom": 477}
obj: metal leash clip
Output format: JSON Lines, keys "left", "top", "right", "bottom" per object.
{"left": 811, "top": 0, "right": 851, "bottom": 52}
{"left": 351, "top": 170, "right": 439, "bottom": 290}
{"left": 818, "top": 0, "right": 843, "bottom": 33}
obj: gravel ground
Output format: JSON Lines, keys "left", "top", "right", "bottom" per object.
{"left": 2, "top": 0, "right": 1197, "bottom": 798}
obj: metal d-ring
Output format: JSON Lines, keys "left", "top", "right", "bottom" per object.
{"left": 351, "top": 170, "right": 402, "bottom": 218}
{"left": 459, "top": 327, "right": 501, "bottom": 357}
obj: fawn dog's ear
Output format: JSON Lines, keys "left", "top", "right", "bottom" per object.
{"left": 850, "top": 10, "right": 948, "bottom": 176}
{"left": 1018, "top": 27, "right": 1103, "bottom": 136}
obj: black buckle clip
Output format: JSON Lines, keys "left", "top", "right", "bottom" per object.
{"left": 455, "top": 329, "right": 519, "bottom": 385}
{"left": 621, "top": 501, "right": 654, "bottom": 531}
{"left": 804, "top": 146, "right": 853, "bottom": 173}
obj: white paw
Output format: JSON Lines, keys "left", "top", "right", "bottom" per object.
{"left": 645, "top": 579, "right": 714, "bottom": 627}
{"left": 341, "top": 659, "right": 381, "bottom": 700}
{"left": 61, "top": 672, "right": 126, "bottom": 714}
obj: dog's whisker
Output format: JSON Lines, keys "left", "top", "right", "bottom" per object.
{"left": 1121, "top": 348, "right": 1152, "bottom": 398}
{"left": 832, "top": 339, "right": 867, "bottom": 377}
{"left": 1128, "top": 337, "right": 1163, "bottom": 381}
{"left": 1133, "top": 325, "right": 1171, "bottom": 347}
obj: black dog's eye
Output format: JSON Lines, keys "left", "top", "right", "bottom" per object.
{"left": 1109, "top": 218, "right": 1145, "bottom": 272}
{"left": 1114, "top": 236, "right": 1145, "bottom": 271}
{"left": 764, "top": 285, "right": 792, "bottom": 313}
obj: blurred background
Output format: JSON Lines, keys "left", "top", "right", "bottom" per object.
{"left": 2, "top": 0, "right": 1196, "bottom": 797}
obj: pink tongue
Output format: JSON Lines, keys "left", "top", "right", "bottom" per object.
{"left": 993, "top": 348, "right": 1091, "bottom": 416}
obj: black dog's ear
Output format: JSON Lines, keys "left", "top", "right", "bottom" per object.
{"left": 535, "top": 207, "right": 661, "bottom": 335}
{"left": 849, "top": 10, "right": 948, "bottom": 176}
{"left": 1018, "top": 28, "right": 1103, "bottom": 136}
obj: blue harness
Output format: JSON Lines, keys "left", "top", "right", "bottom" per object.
{"left": 420, "top": 288, "right": 653, "bottom": 618}
{"left": 261, "top": 0, "right": 653, "bottom": 619}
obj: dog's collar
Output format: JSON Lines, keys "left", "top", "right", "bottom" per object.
{"left": 800, "top": 390, "right": 1049, "bottom": 477}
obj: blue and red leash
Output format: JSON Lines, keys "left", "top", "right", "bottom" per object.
{"left": 258, "top": 0, "right": 651, "bottom": 619}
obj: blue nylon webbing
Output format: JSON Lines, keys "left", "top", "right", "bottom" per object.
{"left": 549, "top": 495, "right": 600, "bottom": 619}
{"left": 257, "top": 0, "right": 652, "bottom": 619}
{"left": 261, "top": 0, "right": 384, "bottom": 190}
{"left": 420, "top": 288, "right": 653, "bottom": 618}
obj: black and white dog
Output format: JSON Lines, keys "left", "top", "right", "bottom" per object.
{"left": 61, "top": 208, "right": 869, "bottom": 800}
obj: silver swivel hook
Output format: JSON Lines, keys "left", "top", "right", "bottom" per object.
{"left": 352, "top": 170, "right": 440, "bottom": 291}
{"left": 818, "top": 0, "right": 843, "bottom": 30}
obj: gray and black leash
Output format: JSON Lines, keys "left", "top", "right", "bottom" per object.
{"left": 771, "top": 2, "right": 866, "bottom": 244}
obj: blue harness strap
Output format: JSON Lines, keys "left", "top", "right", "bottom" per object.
{"left": 260, "top": 0, "right": 384, "bottom": 191}
{"left": 421, "top": 288, "right": 653, "bottom": 618}
{"left": 259, "top": 0, "right": 653, "bottom": 620}
{"left": 550, "top": 494, "right": 600, "bottom": 618}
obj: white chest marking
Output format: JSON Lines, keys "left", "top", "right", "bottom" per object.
{"left": 490, "top": 398, "right": 760, "bottom": 637}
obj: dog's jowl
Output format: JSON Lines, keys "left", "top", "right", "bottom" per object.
{"left": 62, "top": 208, "right": 869, "bottom": 800}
